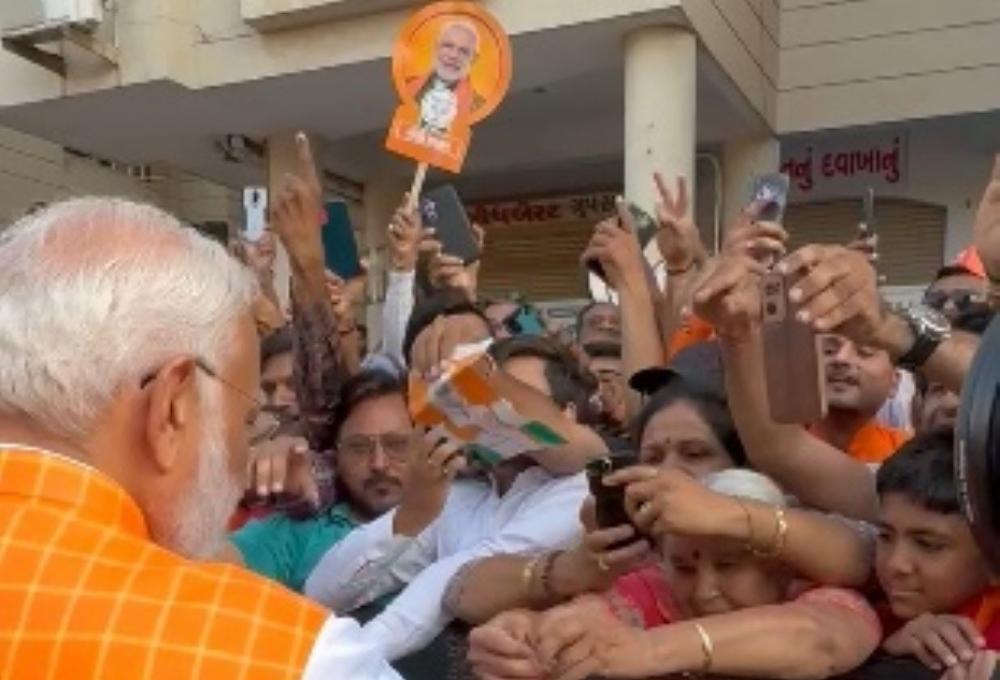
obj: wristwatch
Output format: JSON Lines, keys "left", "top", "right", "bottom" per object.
{"left": 895, "top": 304, "right": 951, "bottom": 371}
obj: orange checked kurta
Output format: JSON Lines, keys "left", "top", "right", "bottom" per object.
{"left": 0, "top": 447, "right": 328, "bottom": 680}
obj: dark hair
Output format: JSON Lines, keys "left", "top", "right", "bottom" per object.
{"left": 287, "top": 367, "right": 408, "bottom": 522}
{"left": 329, "top": 368, "right": 408, "bottom": 445}
{"left": 914, "top": 311, "right": 993, "bottom": 395}
{"left": 576, "top": 301, "right": 616, "bottom": 335}
{"left": 260, "top": 326, "right": 294, "bottom": 368}
{"left": 489, "top": 335, "right": 598, "bottom": 419}
{"left": 933, "top": 265, "right": 980, "bottom": 284}
{"left": 403, "top": 287, "right": 492, "bottom": 364}
{"left": 631, "top": 378, "right": 747, "bottom": 467}
{"left": 876, "top": 429, "right": 959, "bottom": 514}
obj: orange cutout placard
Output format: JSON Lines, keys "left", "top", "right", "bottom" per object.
{"left": 385, "top": 1, "right": 512, "bottom": 173}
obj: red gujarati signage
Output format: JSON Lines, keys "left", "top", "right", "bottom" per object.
{"left": 781, "top": 133, "right": 906, "bottom": 198}
{"left": 468, "top": 193, "right": 618, "bottom": 228}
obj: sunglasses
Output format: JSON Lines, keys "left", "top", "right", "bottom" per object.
{"left": 923, "top": 289, "right": 987, "bottom": 313}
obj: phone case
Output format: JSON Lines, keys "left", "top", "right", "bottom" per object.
{"left": 242, "top": 187, "right": 267, "bottom": 242}
{"left": 585, "top": 454, "right": 644, "bottom": 548}
{"left": 322, "top": 201, "right": 362, "bottom": 280}
{"left": 761, "top": 271, "right": 828, "bottom": 424}
{"left": 750, "top": 173, "right": 791, "bottom": 223}
{"left": 420, "top": 185, "right": 481, "bottom": 264}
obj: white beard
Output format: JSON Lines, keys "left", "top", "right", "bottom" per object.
{"left": 150, "top": 381, "right": 243, "bottom": 559}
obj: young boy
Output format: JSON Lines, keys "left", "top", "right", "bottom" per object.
{"left": 875, "top": 429, "right": 999, "bottom": 675}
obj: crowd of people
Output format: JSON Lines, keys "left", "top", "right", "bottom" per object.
{"left": 1, "top": 132, "right": 1000, "bottom": 680}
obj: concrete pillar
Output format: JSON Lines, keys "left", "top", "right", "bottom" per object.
{"left": 624, "top": 26, "right": 697, "bottom": 219}
{"left": 722, "top": 137, "right": 781, "bottom": 228}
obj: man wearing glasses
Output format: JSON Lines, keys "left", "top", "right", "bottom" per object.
{"left": 224, "top": 368, "right": 429, "bottom": 595}
{"left": 0, "top": 197, "right": 401, "bottom": 679}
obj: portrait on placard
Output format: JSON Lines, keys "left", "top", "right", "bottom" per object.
{"left": 385, "top": 2, "right": 512, "bottom": 173}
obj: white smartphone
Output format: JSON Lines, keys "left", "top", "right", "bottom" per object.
{"left": 243, "top": 187, "right": 268, "bottom": 242}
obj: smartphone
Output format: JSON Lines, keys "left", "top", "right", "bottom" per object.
{"left": 504, "top": 305, "right": 545, "bottom": 336}
{"left": 420, "top": 185, "right": 481, "bottom": 264}
{"left": 322, "top": 201, "right": 362, "bottom": 280}
{"left": 859, "top": 188, "right": 876, "bottom": 238}
{"left": 585, "top": 452, "right": 646, "bottom": 548}
{"left": 585, "top": 202, "right": 654, "bottom": 281}
{"left": 761, "top": 270, "right": 828, "bottom": 423}
{"left": 243, "top": 187, "right": 267, "bottom": 242}
{"left": 750, "top": 173, "right": 791, "bottom": 223}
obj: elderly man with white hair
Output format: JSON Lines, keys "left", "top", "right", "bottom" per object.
{"left": 0, "top": 137, "right": 400, "bottom": 679}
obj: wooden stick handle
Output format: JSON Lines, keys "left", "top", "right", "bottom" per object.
{"left": 408, "top": 163, "right": 429, "bottom": 211}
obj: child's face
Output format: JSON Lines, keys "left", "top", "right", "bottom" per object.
{"left": 876, "top": 493, "right": 994, "bottom": 619}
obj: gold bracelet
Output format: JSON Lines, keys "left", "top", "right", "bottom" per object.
{"left": 752, "top": 507, "right": 788, "bottom": 558}
{"left": 522, "top": 556, "right": 543, "bottom": 600}
{"left": 773, "top": 507, "right": 789, "bottom": 555}
{"left": 736, "top": 500, "right": 755, "bottom": 550}
{"left": 692, "top": 622, "right": 714, "bottom": 674}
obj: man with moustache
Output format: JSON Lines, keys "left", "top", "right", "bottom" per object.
{"left": 808, "top": 333, "right": 909, "bottom": 463}
{"left": 225, "top": 367, "right": 421, "bottom": 594}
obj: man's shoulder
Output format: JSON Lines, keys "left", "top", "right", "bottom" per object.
{"left": 171, "top": 559, "right": 329, "bottom": 621}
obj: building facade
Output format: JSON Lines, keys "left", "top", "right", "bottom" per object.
{"left": 0, "top": 0, "right": 997, "bottom": 315}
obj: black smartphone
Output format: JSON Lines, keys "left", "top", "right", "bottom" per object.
{"left": 585, "top": 452, "right": 645, "bottom": 548}
{"left": 750, "top": 173, "right": 791, "bottom": 223}
{"left": 322, "top": 201, "right": 363, "bottom": 280}
{"left": 585, "top": 202, "right": 654, "bottom": 281}
{"left": 420, "top": 185, "right": 481, "bottom": 265}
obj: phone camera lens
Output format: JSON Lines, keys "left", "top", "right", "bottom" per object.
{"left": 766, "top": 302, "right": 778, "bottom": 316}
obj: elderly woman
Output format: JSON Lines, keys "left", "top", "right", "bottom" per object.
{"left": 468, "top": 469, "right": 881, "bottom": 680}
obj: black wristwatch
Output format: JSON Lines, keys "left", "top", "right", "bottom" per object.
{"left": 895, "top": 304, "right": 951, "bottom": 371}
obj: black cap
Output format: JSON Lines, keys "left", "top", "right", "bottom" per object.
{"left": 628, "top": 341, "right": 725, "bottom": 401}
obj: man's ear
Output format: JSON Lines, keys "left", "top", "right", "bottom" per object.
{"left": 143, "top": 358, "right": 199, "bottom": 473}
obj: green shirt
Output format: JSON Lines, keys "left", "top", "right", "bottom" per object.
{"left": 231, "top": 503, "right": 360, "bottom": 593}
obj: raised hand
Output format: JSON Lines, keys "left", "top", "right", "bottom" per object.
{"left": 388, "top": 194, "right": 434, "bottom": 273}
{"left": 778, "top": 244, "right": 887, "bottom": 342}
{"left": 581, "top": 198, "right": 648, "bottom": 295}
{"left": 654, "top": 173, "right": 705, "bottom": 272}
{"left": 270, "top": 133, "right": 326, "bottom": 271}
{"left": 393, "top": 433, "right": 466, "bottom": 536}
{"left": 691, "top": 253, "right": 766, "bottom": 343}
{"left": 605, "top": 466, "right": 745, "bottom": 539}
{"left": 247, "top": 435, "right": 319, "bottom": 508}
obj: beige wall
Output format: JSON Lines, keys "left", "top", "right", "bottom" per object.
{"left": 0, "top": 126, "right": 238, "bottom": 227}
{"left": 778, "top": 0, "right": 1000, "bottom": 132}
{"left": 682, "top": 0, "right": 779, "bottom": 128}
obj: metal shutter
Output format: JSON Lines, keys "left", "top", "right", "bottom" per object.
{"left": 784, "top": 198, "right": 946, "bottom": 286}
{"left": 478, "top": 220, "right": 594, "bottom": 301}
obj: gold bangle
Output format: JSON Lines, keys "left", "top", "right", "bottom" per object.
{"left": 752, "top": 507, "right": 788, "bottom": 558}
{"left": 773, "top": 507, "right": 789, "bottom": 555}
{"left": 522, "top": 556, "right": 542, "bottom": 600}
{"left": 692, "top": 622, "right": 714, "bottom": 674}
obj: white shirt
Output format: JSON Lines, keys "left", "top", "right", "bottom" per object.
{"left": 381, "top": 270, "right": 415, "bottom": 366}
{"left": 302, "top": 616, "right": 402, "bottom": 679}
{"left": 304, "top": 467, "right": 588, "bottom": 661}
